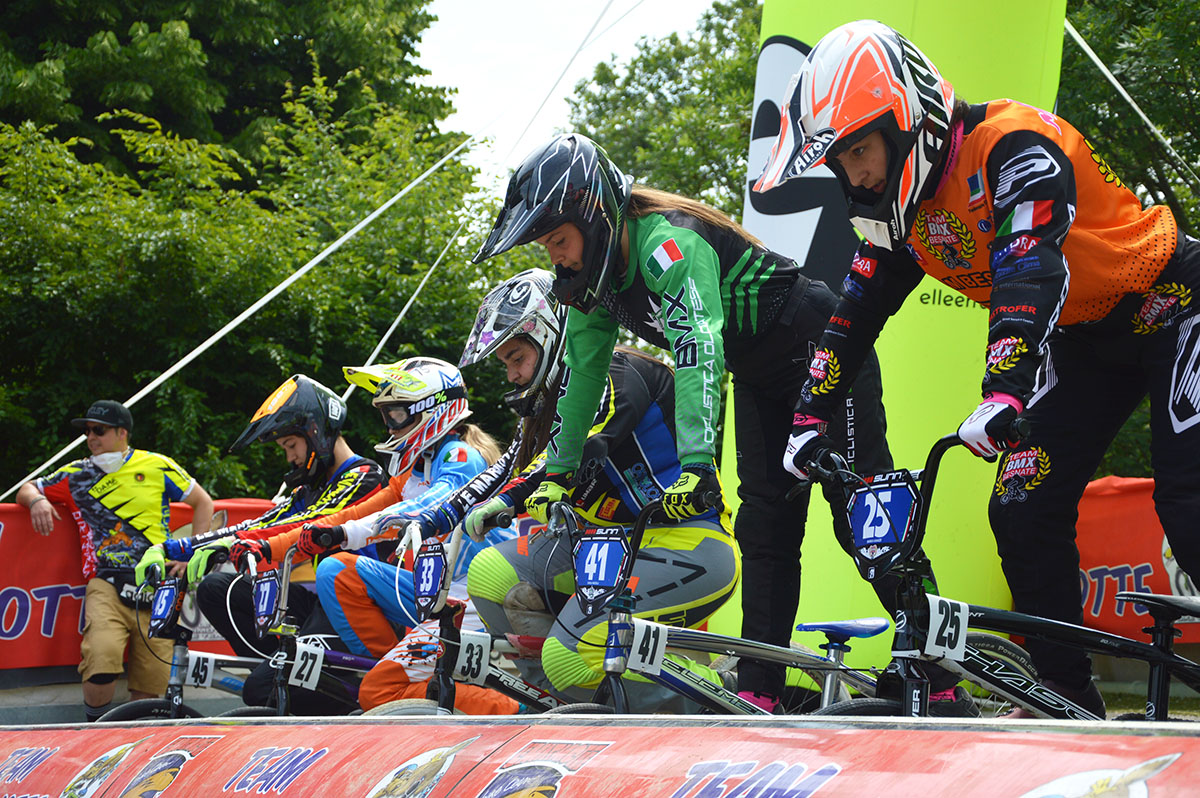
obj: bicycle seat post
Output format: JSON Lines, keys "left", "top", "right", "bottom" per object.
{"left": 1145, "top": 614, "right": 1182, "bottom": 721}
{"left": 818, "top": 637, "right": 851, "bottom": 709}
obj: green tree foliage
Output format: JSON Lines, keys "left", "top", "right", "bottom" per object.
{"left": 1058, "top": 1, "right": 1200, "bottom": 477}
{"left": 0, "top": 0, "right": 451, "bottom": 172}
{"left": 567, "top": 0, "right": 760, "bottom": 219}
{"left": 0, "top": 62, "right": 522, "bottom": 497}
{"left": 1058, "top": 1, "right": 1199, "bottom": 236}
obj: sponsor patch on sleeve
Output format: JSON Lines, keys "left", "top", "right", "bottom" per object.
{"left": 850, "top": 252, "right": 876, "bottom": 278}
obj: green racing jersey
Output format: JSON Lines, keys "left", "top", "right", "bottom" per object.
{"left": 547, "top": 209, "right": 800, "bottom": 472}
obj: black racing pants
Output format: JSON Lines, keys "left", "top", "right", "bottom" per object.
{"left": 731, "top": 277, "right": 954, "bottom": 698}
{"left": 196, "top": 571, "right": 357, "bottom": 715}
{"left": 990, "top": 234, "right": 1200, "bottom": 689}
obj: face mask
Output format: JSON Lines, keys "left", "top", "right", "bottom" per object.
{"left": 92, "top": 451, "right": 127, "bottom": 474}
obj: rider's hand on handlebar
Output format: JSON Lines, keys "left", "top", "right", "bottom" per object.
{"left": 297, "top": 524, "right": 345, "bottom": 558}
{"left": 662, "top": 465, "right": 723, "bottom": 521}
{"left": 230, "top": 537, "right": 271, "bottom": 573}
{"left": 783, "top": 414, "right": 837, "bottom": 481}
{"left": 186, "top": 539, "right": 231, "bottom": 585}
{"left": 957, "top": 393, "right": 1024, "bottom": 461}
{"left": 464, "top": 494, "right": 515, "bottom": 542}
{"left": 525, "top": 472, "right": 573, "bottom": 525}
{"left": 134, "top": 544, "right": 166, "bottom": 590}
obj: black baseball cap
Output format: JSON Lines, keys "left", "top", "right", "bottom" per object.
{"left": 71, "top": 400, "right": 133, "bottom": 431}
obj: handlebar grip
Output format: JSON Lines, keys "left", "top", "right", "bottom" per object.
{"left": 315, "top": 530, "right": 336, "bottom": 549}
{"left": 698, "top": 490, "right": 721, "bottom": 509}
{"left": 1009, "top": 416, "right": 1031, "bottom": 442}
{"left": 494, "top": 509, "right": 514, "bottom": 528}
{"left": 145, "top": 563, "right": 163, "bottom": 588}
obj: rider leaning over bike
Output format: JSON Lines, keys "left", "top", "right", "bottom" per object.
{"left": 137, "top": 375, "right": 385, "bottom": 714}
{"left": 756, "top": 19, "right": 1200, "bottom": 718}
{"left": 458, "top": 269, "right": 739, "bottom": 713}
{"left": 472, "top": 133, "right": 971, "bottom": 714}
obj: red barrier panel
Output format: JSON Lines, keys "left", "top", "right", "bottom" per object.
{"left": 0, "top": 716, "right": 1197, "bottom": 796}
{"left": 1076, "top": 477, "right": 1200, "bottom": 642}
{"left": 0, "top": 499, "right": 275, "bottom": 669}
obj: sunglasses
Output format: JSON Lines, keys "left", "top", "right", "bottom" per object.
{"left": 84, "top": 425, "right": 113, "bottom": 437}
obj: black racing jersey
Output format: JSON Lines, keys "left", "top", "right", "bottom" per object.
{"left": 427, "top": 349, "right": 719, "bottom": 529}
{"left": 801, "top": 100, "right": 1179, "bottom": 418}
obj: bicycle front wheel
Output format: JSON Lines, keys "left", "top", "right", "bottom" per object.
{"left": 808, "top": 697, "right": 903, "bottom": 716}
{"left": 360, "top": 699, "right": 465, "bottom": 716}
{"left": 962, "top": 632, "right": 1038, "bottom": 717}
{"left": 97, "top": 698, "right": 203, "bottom": 722}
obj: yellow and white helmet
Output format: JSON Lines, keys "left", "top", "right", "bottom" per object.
{"left": 343, "top": 357, "right": 471, "bottom": 474}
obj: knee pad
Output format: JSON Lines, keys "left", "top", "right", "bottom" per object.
{"left": 467, "top": 547, "right": 519, "bottom": 605}
{"left": 86, "top": 673, "right": 120, "bottom": 685}
{"left": 541, "top": 637, "right": 601, "bottom": 692}
{"left": 502, "top": 582, "right": 553, "bottom": 637}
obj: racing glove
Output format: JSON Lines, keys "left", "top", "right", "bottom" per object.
{"left": 186, "top": 539, "right": 231, "bottom": 586}
{"left": 464, "top": 494, "right": 515, "bottom": 542}
{"left": 662, "top": 465, "right": 723, "bottom": 521}
{"left": 525, "top": 472, "right": 573, "bottom": 525}
{"left": 370, "top": 511, "right": 435, "bottom": 544}
{"left": 230, "top": 537, "right": 271, "bottom": 573}
{"left": 782, "top": 414, "right": 837, "bottom": 480}
{"left": 297, "top": 524, "right": 346, "bottom": 559}
{"left": 958, "top": 393, "right": 1024, "bottom": 461}
{"left": 134, "top": 544, "right": 166, "bottom": 589}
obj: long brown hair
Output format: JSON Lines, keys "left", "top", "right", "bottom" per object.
{"left": 626, "top": 185, "right": 765, "bottom": 249}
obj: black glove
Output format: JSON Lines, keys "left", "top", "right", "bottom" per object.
{"left": 662, "top": 465, "right": 723, "bottom": 521}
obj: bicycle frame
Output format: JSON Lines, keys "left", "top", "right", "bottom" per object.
{"left": 828, "top": 433, "right": 1200, "bottom": 720}
{"left": 555, "top": 500, "right": 881, "bottom": 714}
{"left": 409, "top": 523, "right": 567, "bottom": 713}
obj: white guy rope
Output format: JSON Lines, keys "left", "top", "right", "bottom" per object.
{"left": 2, "top": 134, "right": 477, "bottom": 501}
{"left": 1064, "top": 18, "right": 1200, "bottom": 189}
{"left": 340, "top": 217, "right": 469, "bottom": 400}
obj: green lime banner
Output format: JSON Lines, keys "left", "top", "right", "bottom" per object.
{"left": 715, "top": 0, "right": 1067, "bottom": 673}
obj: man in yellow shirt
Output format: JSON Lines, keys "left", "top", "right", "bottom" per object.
{"left": 15, "top": 400, "right": 213, "bottom": 721}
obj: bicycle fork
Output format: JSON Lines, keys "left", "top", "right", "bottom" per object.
{"left": 595, "top": 593, "right": 635, "bottom": 714}
{"left": 165, "top": 631, "right": 193, "bottom": 716}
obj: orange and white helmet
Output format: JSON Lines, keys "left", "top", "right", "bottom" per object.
{"left": 754, "top": 20, "right": 955, "bottom": 250}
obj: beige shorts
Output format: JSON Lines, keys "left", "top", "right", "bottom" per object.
{"left": 79, "top": 578, "right": 172, "bottom": 695}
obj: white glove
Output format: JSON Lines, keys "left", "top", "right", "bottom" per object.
{"left": 957, "top": 394, "right": 1023, "bottom": 460}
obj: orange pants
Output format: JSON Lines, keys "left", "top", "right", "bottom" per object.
{"left": 357, "top": 622, "right": 518, "bottom": 714}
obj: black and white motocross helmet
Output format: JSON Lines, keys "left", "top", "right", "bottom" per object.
{"left": 473, "top": 133, "right": 633, "bottom": 314}
{"left": 460, "top": 269, "right": 565, "bottom": 417}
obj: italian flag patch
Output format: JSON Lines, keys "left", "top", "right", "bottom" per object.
{"left": 998, "top": 200, "right": 1053, "bottom": 235}
{"left": 650, "top": 239, "right": 684, "bottom": 273}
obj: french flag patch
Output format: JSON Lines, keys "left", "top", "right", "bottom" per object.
{"left": 650, "top": 239, "right": 684, "bottom": 273}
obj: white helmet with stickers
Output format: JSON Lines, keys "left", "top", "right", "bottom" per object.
{"left": 460, "top": 269, "right": 565, "bottom": 417}
{"left": 343, "top": 357, "right": 471, "bottom": 475}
